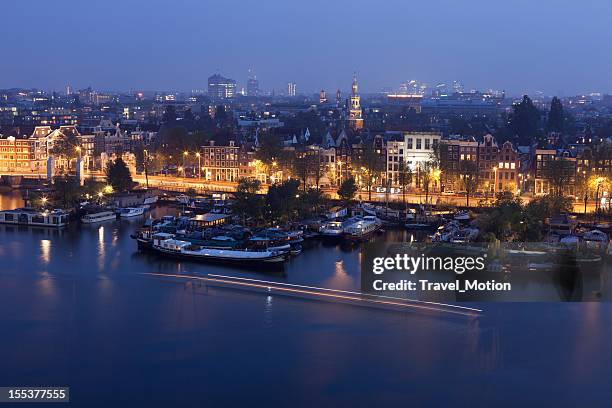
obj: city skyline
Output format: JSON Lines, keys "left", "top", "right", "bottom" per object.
{"left": 2, "top": 0, "right": 612, "bottom": 95}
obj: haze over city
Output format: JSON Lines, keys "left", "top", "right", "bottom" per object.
{"left": 2, "top": 0, "right": 612, "bottom": 95}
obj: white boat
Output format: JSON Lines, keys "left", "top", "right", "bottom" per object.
{"left": 143, "top": 195, "right": 158, "bottom": 205}
{"left": 320, "top": 220, "right": 345, "bottom": 238}
{"left": 0, "top": 208, "right": 69, "bottom": 227}
{"left": 151, "top": 235, "right": 286, "bottom": 265}
{"left": 449, "top": 228, "right": 480, "bottom": 243}
{"left": 118, "top": 207, "right": 145, "bottom": 218}
{"left": 344, "top": 216, "right": 382, "bottom": 241}
{"left": 81, "top": 211, "right": 117, "bottom": 224}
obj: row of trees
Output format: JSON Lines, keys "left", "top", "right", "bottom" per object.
{"left": 233, "top": 178, "right": 327, "bottom": 226}
{"left": 477, "top": 193, "right": 574, "bottom": 242}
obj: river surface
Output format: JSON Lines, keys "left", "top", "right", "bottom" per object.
{"left": 1, "top": 190, "right": 612, "bottom": 407}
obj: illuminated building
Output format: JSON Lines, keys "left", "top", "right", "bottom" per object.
{"left": 348, "top": 74, "right": 363, "bottom": 130}
{"left": 386, "top": 132, "right": 441, "bottom": 186}
{"left": 200, "top": 140, "right": 240, "bottom": 182}
{"left": 0, "top": 136, "right": 35, "bottom": 173}
{"left": 319, "top": 89, "right": 327, "bottom": 104}
{"left": 287, "top": 82, "right": 297, "bottom": 97}
{"left": 247, "top": 77, "right": 259, "bottom": 97}
{"left": 208, "top": 74, "right": 236, "bottom": 100}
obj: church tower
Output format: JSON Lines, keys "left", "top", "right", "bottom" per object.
{"left": 348, "top": 73, "right": 364, "bottom": 130}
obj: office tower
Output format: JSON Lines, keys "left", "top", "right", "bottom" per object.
{"left": 208, "top": 74, "right": 237, "bottom": 100}
{"left": 287, "top": 82, "right": 297, "bottom": 97}
{"left": 247, "top": 77, "right": 259, "bottom": 97}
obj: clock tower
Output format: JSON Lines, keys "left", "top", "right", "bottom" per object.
{"left": 348, "top": 73, "right": 364, "bottom": 130}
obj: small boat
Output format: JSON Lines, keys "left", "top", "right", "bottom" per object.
{"left": 344, "top": 216, "right": 382, "bottom": 241}
{"left": 81, "top": 211, "right": 117, "bottom": 224}
{"left": 583, "top": 229, "right": 609, "bottom": 243}
{"left": 320, "top": 220, "right": 345, "bottom": 239}
{"left": 175, "top": 194, "right": 190, "bottom": 205}
{"left": 143, "top": 195, "right": 158, "bottom": 206}
{"left": 118, "top": 207, "right": 145, "bottom": 218}
{"left": 454, "top": 211, "right": 470, "bottom": 221}
{"left": 449, "top": 228, "right": 480, "bottom": 243}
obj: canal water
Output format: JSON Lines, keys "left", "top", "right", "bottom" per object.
{"left": 1, "top": 190, "right": 612, "bottom": 407}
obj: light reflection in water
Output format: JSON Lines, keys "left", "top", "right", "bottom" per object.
{"left": 98, "top": 226, "right": 105, "bottom": 271}
{"left": 263, "top": 295, "right": 273, "bottom": 328}
{"left": 324, "top": 260, "right": 354, "bottom": 289}
{"left": 40, "top": 239, "right": 51, "bottom": 265}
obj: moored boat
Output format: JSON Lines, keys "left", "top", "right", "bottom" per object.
{"left": 151, "top": 234, "right": 287, "bottom": 265}
{"left": 344, "top": 216, "right": 382, "bottom": 241}
{"left": 118, "top": 207, "right": 145, "bottom": 218}
{"left": 81, "top": 211, "right": 117, "bottom": 224}
{"left": 0, "top": 208, "right": 70, "bottom": 227}
{"left": 319, "top": 220, "right": 344, "bottom": 239}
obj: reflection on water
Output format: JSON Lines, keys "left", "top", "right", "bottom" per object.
{"left": 40, "top": 239, "right": 51, "bottom": 265}
{"left": 0, "top": 190, "right": 24, "bottom": 211}
{"left": 0, "top": 196, "right": 611, "bottom": 405}
{"left": 98, "top": 226, "right": 105, "bottom": 271}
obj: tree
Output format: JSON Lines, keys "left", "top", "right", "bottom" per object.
{"left": 418, "top": 161, "right": 437, "bottom": 205}
{"left": 266, "top": 179, "right": 301, "bottom": 223}
{"left": 397, "top": 160, "right": 413, "bottom": 210}
{"left": 293, "top": 152, "right": 309, "bottom": 192}
{"left": 544, "top": 159, "right": 574, "bottom": 197}
{"left": 50, "top": 130, "right": 80, "bottom": 172}
{"left": 337, "top": 177, "right": 357, "bottom": 205}
{"left": 105, "top": 158, "right": 134, "bottom": 193}
{"left": 255, "top": 132, "right": 283, "bottom": 166}
{"left": 233, "top": 178, "right": 264, "bottom": 225}
{"left": 508, "top": 95, "right": 541, "bottom": 145}
{"left": 82, "top": 177, "right": 105, "bottom": 198}
{"left": 298, "top": 188, "right": 327, "bottom": 218}
{"left": 459, "top": 160, "right": 479, "bottom": 207}
{"left": 311, "top": 149, "right": 324, "bottom": 190}
{"left": 52, "top": 175, "right": 80, "bottom": 208}
{"left": 357, "top": 143, "right": 384, "bottom": 200}
{"left": 547, "top": 96, "right": 564, "bottom": 133}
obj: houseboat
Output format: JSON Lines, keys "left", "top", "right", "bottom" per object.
{"left": 0, "top": 208, "right": 69, "bottom": 227}
{"left": 151, "top": 233, "right": 287, "bottom": 266}
{"left": 81, "top": 210, "right": 117, "bottom": 224}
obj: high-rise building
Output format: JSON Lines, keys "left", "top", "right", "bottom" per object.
{"left": 247, "top": 77, "right": 259, "bottom": 97}
{"left": 208, "top": 74, "right": 236, "bottom": 100}
{"left": 336, "top": 89, "right": 342, "bottom": 107}
{"left": 319, "top": 89, "right": 327, "bottom": 104}
{"left": 348, "top": 74, "right": 363, "bottom": 130}
{"left": 287, "top": 82, "right": 297, "bottom": 97}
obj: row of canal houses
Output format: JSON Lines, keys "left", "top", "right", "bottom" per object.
{"left": 276, "top": 128, "right": 611, "bottom": 197}
{"left": 1, "top": 121, "right": 610, "bottom": 198}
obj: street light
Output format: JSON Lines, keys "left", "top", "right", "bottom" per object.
{"left": 196, "top": 152, "right": 201, "bottom": 179}
{"left": 183, "top": 151, "right": 188, "bottom": 177}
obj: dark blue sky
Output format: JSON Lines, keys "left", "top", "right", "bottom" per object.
{"left": 2, "top": 0, "right": 611, "bottom": 95}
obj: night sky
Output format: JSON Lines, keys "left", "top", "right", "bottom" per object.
{"left": 2, "top": 0, "right": 611, "bottom": 95}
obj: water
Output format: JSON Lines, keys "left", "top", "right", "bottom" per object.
{"left": 1, "top": 192, "right": 612, "bottom": 407}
